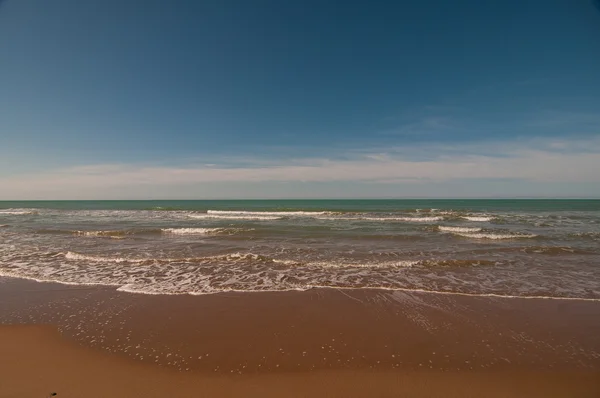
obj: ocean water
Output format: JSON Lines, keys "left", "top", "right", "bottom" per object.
{"left": 1, "top": 200, "right": 599, "bottom": 300}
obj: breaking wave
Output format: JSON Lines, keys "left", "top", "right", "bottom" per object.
{"left": 75, "top": 230, "right": 137, "bottom": 237}
{"left": 462, "top": 216, "right": 493, "bottom": 222}
{"left": 63, "top": 251, "right": 296, "bottom": 265}
{"left": 189, "top": 214, "right": 283, "bottom": 220}
{"left": 0, "top": 209, "right": 38, "bottom": 216}
{"left": 37, "top": 228, "right": 252, "bottom": 237}
{"left": 310, "top": 260, "right": 420, "bottom": 268}
{"left": 61, "top": 251, "right": 504, "bottom": 269}
{"left": 452, "top": 232, "right": 537, "bottom": 240}
{"left": 162, "top": 228, "right": 238, "bottom": 235}
{"left": 356, "top": 216, "right": 443, "bottom": 222}
{"left": 65, "top": 251, "right": 148, "bottom": 263}
{"left": 438, "top": 226, "right": 482, "bottom": 233}
{"left": 207, "top": 210, "right": 332, "bottom": 216}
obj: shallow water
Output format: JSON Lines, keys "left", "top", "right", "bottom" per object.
{"left": 1, "top": 200, "right": 599, "bottom": 299}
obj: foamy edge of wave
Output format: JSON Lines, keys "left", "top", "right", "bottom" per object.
{"left": 0, "top": 209, "right": 38, "bottom": 215}
{"left": 462, "top": 216, "right": 493, "bottom": 222}
{"left": 1, "top": 271, "right": 598, "bottom": 302}
{"left": 75, "top": 230, "right": 132, "bottom": 237}
{"left": 191, "top": 213, "right": 443, "bottom": 222}
{"left": 63, "top": 251, "right": 298, "bottom": 265}
{"left": 162, "top": 228, "right": 224, "bottom": 235}
{"left": 452, "top": 232, "right": 537, "bottom": 240}
{"left": 65, "top": 251, "right": 145, "bottom": 263}
{"left": 207, "top": 210, "right": 333, "bottom": 216}
{"left": 438, "top": 226, "right": 482, "bottom": 233}
{"left": 311, "top": 260, "right": 420, "bottom": 268}
{"left": 358, "top": 216, "right": 443, "bottom": 222}
{"left": 189, "top": 214, "right": 283, "bottom": 220}
{"left": 61, "top": 252, "right": 487, "bottom": 269}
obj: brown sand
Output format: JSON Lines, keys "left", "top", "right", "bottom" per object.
{"left": 2, "top": 325, "right": 599, "bottom": 398}
{"left": 1, "top": 278, "right": 600, "bottom": 397}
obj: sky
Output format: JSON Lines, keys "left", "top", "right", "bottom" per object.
{"left": 0, "top": 0, "right": 599, "bottom": 199}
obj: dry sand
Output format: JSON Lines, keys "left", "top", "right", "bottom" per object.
{"left": 1, "top": 278, "right": 599, "bottom": 397}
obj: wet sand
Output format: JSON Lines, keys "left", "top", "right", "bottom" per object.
{"left": 1, "top": 277, "right": 600, "bottom": 397}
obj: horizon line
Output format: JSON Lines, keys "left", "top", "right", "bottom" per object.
{"left": 1, "top": 197, "right": 600, "bottom": 202}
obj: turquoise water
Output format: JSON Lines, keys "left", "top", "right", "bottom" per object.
{"left": 1, "top": 200, "right": 599, "bottom": 299}
{"left": 2, "top": 199, "right": 600, "bottom": 212}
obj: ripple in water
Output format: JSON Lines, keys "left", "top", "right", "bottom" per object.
{"left": 1, "top": 201, "right": 599, "bottom": 300}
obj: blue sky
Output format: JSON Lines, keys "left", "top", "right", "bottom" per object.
{"left": 0, "top": 0, "right": 599, "bottom": 199}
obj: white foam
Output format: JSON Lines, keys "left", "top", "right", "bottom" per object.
{"left": 189, "top": 214, "right": 282, "bottom": 220}
{"left": 162, "top": 228, "right": 222, "bottom": 235}
{"left": 0, "top": 209, "right": 37, "bottom": 215}
{"left": 358, "top": 216, "right": 443, "bottom": 222}
{"left": 198, "top": 212, "right": 440, "bottom": 222}
{"left": 207, "top": 210, "right": 332, "bottom": 216}
{"left": 438, "top": 226, "right": 482, "bottom": 233}
{"left": 3, "top": 269, "right": 598, "bottom": 301}
{"left": 311, "top": 260, "right": 420, "bottom": 268}
{"left": 309, "top": 285, "right": 600, "bottom": 302}
{"left": 452, "top": 232, "right": 537, "bottom": 240}
{"left": 63, "top": 251, "right": 291, "bottom": 265}
{"left": 62, "top": 250, "right": 422, "bottom": 269}
{"left": 2, "top": 247, "right": 598, "bottom": 301}
{"left": 75, "top": 230, "right": 128, "bottom": 237}
{"left": 462, "top": 216, "right": 493, "bottom": 222}
{"left": 65, "top": 251, "right": 148, "bottom": 264}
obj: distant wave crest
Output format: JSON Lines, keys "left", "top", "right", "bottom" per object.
{"left": 0, "top": 209, "right": 38, "bottom": 216}
{"left": 462, "top": 216, "right": 493, "bottom": 222}
{"left": 452, "top": 232, "right": 537, "bottom": 240}
{"left": 189, "top": 214, "right": 283, "bottom": 220}
{"left": 162, "top": 228, "right": 223, "bottom": 235}
{"left": 438, "top": 226, "right": 482, "bottom": 233}
{"left": 207, "top": 210, "right": 333, "bottom": 216}
{"left": 357, "top": 216, "right": 443, "bottom": 222}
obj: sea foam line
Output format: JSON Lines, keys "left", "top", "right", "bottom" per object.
{"left": 65, "top": 251, "right": 147, "bottom": 264}
{"left": 452, "top": 232, "right": 537, "bottom": 240}
{"left": 75, "top": 230, "right": 133, "bottom": 237}
{"left": 358, "top": 216, "right": 443, "bottom": 222}
{"left": 438, "top": 226, "right": 482, "bottom": 233}
{"left": 462, "top": 216, "right": 493, "bottom": 222}
{"left": 310, "top": 286, "right": 600, "bottom": 302}
{"left": 0, "top": 209, "right": 38, "bottom": 215}
{"left": 3, "top": 271, "right": 598, "bottom": 302}
{"left": 317, "top": 216, "right": 443, "bottom": 222}
{"left": 189, "top": 214, "right": 283, "bottom": 220}
{"left": 207, "top": 210, "right": 332, "bottom": 216}
{"left": 63, "top": 251, "right": 297, "bottom": 265}
{"left": 61, "top": 251, "right": 485, "bottom": 269}
{"left": 162, "top": 228, "right": 224, "bottom": 235}
{"left": 310, "top": 260, "right": 420, "bottom": 268}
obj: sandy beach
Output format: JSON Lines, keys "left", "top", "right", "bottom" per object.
{"left": 1, "top": 277, "right": 599, "bottom": 397}
{"left": 2, "top": 0, "right": 600, "bottom": 392}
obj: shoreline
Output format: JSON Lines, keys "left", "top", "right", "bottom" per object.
{"left": 4, "top": 273, "right": 600, "bottom": 302}
{"left": 2, "top": 277, "right": 600, "bottom": 396}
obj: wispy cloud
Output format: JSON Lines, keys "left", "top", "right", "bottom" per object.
{"left": 1, "top": 136, "right": 599, "bottom": 199}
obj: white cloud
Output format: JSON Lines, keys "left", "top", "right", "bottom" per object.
{"left": 1, "top": 137, "right": 599, "bottom": 199}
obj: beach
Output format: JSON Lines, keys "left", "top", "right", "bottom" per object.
{"left": 3, "top": 0, "right": 600, "bottom": 393}
{"left": 1, "top": 200, "right": 600, "bottom": 396}
{"left": 1, "top": 278, "right": 600, "bottom": 397}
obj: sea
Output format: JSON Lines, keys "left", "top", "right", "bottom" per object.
{"left": 1, "top": 200, "right": 599, "bottom": 300}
